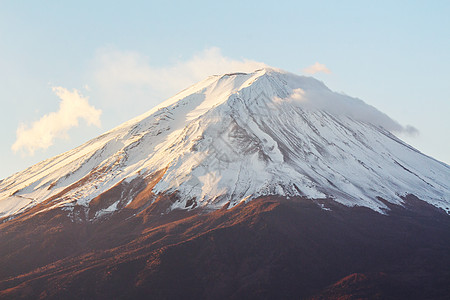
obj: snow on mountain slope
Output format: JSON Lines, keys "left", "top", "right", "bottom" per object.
{"left": 1, "top": 68, "right": 449, "bottom": 220}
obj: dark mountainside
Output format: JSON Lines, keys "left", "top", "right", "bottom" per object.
{"left": 1, "top": 195, "right": 449, "bottom": 299}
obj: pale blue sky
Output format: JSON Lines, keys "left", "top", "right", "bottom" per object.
{"left": 1, "top": 1, "right": 449, "bottom": 179}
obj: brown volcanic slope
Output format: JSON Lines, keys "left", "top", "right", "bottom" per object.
{"left": 0, "top": 196, "right": 450, "bottom": 300}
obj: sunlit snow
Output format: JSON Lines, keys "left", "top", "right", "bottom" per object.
{"left": 1, "top": 68, "right": 449, "bottom": 220}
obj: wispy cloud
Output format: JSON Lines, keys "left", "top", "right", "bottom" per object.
{"left": 276, "top": 86, "right": 418, "bottom": 136}
{"left": 12, "top": 87, "right": 102, "bottom": 156}
{"left": 303, "top": 62, "right": 331, "bottom": 75}
{"left": 92, "top": 47, "right": 267, "bottom": 111}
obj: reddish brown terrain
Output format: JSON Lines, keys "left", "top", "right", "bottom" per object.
{"left": 1, "top": 194, "right": 449, "bottom": 299}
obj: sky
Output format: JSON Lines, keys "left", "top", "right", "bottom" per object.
{"left": 1, "top": 0, "right": 449, "bottom": 180}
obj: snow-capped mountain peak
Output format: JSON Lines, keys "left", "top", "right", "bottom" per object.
{"left": 1, "top": 68, "right": 449, "bottom": 220}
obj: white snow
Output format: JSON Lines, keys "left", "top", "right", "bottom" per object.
{"left": 1, "top": 68, "right": 449, "bottom": 220}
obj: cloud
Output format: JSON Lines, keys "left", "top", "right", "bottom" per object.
{"left": 91, "top": 47, "right": 267, "bottom": 113}
{"left": 303, "top": 62, "right": 331, "bottom": 75}
{"left": 12, "top": 87, "right": 102, "bottom": 155}
{"left": 277, "top": 87, "right": 418, "bottom": 136}
{"left": 403, "top": 125, "right": 419, "bottom": 137}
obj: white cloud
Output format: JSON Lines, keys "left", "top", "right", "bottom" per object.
{"left": 303, "top": 62, "right": 331, "bottom": 75}
{"left": 92, "top": 47, "right": 267, "bottom": 111}
{"left": 277, "top": 87, "right": 418, "bottom": 136}
{"left": 12, "top": 87, "right": 102, "bottom": 155}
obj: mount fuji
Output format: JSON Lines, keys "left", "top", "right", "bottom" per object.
{"left": 1, "top": 68, "right": 449, "bottom": 299}
{"left": 1, "top": 68, "right": 448, "bottom": 221}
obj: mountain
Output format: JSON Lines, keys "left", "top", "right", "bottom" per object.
{"left": 1, "top": 68, "right": 448, "bottom": 220}
{"left": 1, "top": 68, "right": 449, "bottom": 299}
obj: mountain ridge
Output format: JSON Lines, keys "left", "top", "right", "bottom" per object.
{"left": 1, "top": 68, "right": 449, "bottom": 221}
